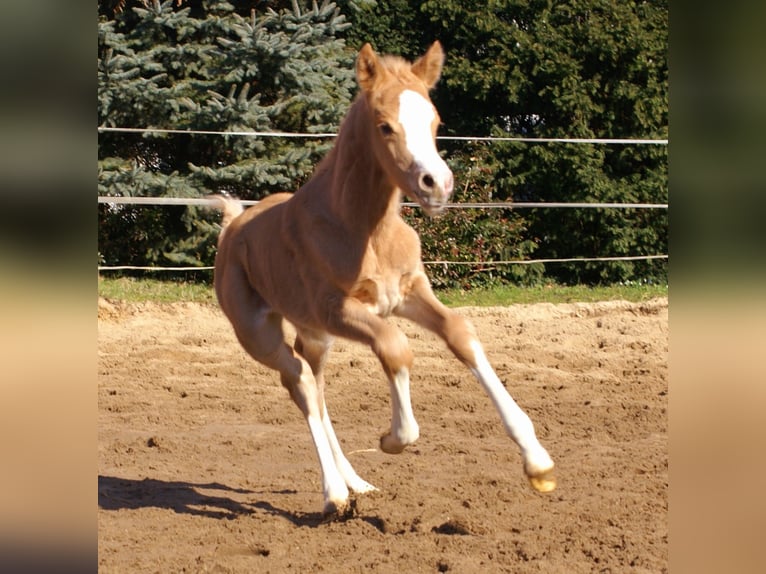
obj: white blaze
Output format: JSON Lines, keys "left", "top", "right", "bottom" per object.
{"left": 398, "top": 90, "right": 452, "bottom": 190}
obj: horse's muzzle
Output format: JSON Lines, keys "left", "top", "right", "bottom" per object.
{"left": 414, "top": 167, "right": 454, "bottom": 216}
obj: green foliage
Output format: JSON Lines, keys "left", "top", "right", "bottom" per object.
{"left": 98, "top": 0, "right": 354, "bottom": 268}
{"left": 346, "top": 0, "right": 668, "bottom": 286}
{"left": 404, "top": 144, "right": 543, "bottom": 289}
{"left": 98, "top": 0, "right": 668, "bottom": 287}
{"left": 343, "top": 0, "right": 425, "bottom": 56}
{"left": 436, "top": 282, "right": 667, "bottom": 307}
{"left": 99, "top": 276, "right": 217, "bottom": 303}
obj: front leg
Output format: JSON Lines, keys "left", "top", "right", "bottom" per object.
{"left": 323, "top": 296, "right": 420, "bottom": 455}
{"left": 396, "top": 273, "right": 556, "bottom": 492}
{"left": 380, "top": 366, "right": 420, "bottom": 454}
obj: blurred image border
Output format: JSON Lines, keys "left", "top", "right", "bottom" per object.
{"left": 671, "top": 0, "right": 766, "bottom": 572}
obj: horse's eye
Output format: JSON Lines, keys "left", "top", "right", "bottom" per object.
{"left": 379, "top": 123, "right": 394, "bottom": 136}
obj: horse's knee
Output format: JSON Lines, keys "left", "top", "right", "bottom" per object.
{"left": 373, "top": 326, "right": 413, "bottom": 377}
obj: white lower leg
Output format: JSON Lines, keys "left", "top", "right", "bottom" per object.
{"left": 306, "top": 415, "right": 350, "bottom": 513}
{"left": 469, "top": 341, "right": 556, "bottom": 490}
{"left": 321, "top": 405, "right": 377, "bottom": 493}
{"left": 380, "top": 368, "right": 420, "bottom": 454}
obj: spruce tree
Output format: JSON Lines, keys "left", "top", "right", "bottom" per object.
{"left": 98, "top": 0, "right": 353, "bottom": 269}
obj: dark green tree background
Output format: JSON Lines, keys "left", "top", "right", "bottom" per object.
{"left": 98, "top": 0, "right": 355, "bottom": 268}
{"left": 98, "top": 0, "right": 667, "bottom": 286}
{"left": 346, "top": 0, "right": 668, "bottom": 285}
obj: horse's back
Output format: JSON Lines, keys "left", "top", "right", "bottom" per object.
{"left": 215, "top": 192, "right": 292, "bottom": 307}
{"left": 219, "top": 193, "right": 289, "bottom": 248}
{"left": 236, "top": 193, "right": 292, "bottom": 226}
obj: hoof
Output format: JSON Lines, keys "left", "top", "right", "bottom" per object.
{"left": 322, "top": 499, "right": 347, "bottom": 517}
{"left": 322, "top": 497, "right": 357, "bottom": 521}
{"left": 528, "top": 468, "right": 557, "bottom": 493}
{"left": 379, "top": 433, "right": 407, "bottom": 454}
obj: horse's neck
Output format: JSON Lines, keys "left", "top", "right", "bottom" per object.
{"left": 322, "top": 97, "right": 403, "bottom": 234}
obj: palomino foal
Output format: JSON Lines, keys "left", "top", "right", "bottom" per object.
{"left": 214, "top": 42, "right": 556, "bottom": 515}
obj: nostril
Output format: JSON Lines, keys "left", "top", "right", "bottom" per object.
{"left": 420, "top": 173, "right": 435, "bottom": 191}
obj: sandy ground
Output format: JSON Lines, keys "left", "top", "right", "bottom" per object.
{"left": 98, "top": 296, "right": 667, "bottom": 573}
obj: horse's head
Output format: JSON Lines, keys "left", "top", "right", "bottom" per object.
{"left": 356, "top": 42, "right": 454, "bottom": 216}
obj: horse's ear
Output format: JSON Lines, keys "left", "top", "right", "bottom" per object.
{"left": 356, "top": 43, "right": 380, "bottom": 92}
{"left": 412, "top": 41, "right": 445, "bottom": 90}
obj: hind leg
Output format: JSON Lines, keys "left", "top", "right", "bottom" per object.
{"left": 296, "top": 331, "right": 377, "bottom": 495}
{"left": 238, "top": 311, "right": 350, "bottom": 514}
{"left": 216, "top": 273, "right": 350, "bottom": 513}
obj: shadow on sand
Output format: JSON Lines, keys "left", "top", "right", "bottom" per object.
{"left": 98, "top": 475, "right": 347, "bottom": 528}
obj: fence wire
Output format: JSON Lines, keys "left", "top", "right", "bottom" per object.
{"left": 98, "top": 126, "right": 667, "bottom": 272}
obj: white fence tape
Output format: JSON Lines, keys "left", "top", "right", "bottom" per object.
{"left": 98, "top": 255, "right": 667, "bottom": 272}
{"left": 97, "top": 126, "right": 668, "bottom": 145}
{"left": 98, "top": 126, "right": 667, "bottom": 270}
{"left": 97, "top": 196, "right": 668, "bottom": 210}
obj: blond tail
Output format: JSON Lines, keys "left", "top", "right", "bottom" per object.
{"left": 208, "top": 195, "right": 244, "bottom": 244}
